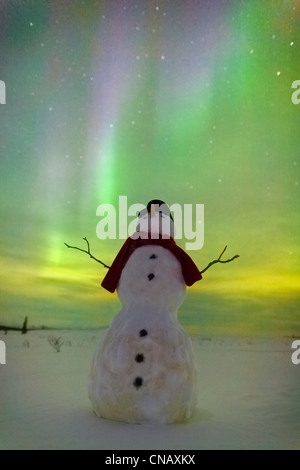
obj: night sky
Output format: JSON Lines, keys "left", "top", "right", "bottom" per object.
{"left": 0, "top": 0, "right": 299, "bottom": 335}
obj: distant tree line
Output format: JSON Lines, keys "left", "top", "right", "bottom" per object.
{"left": 0, "top": 316, "right": 28, "bottom": 335}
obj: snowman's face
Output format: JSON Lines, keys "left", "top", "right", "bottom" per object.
{"left": 137, "top": 212, "right": 175, "bottom": 238}
{"left": 117, "top": 245, "right": 186, "bottom": 311}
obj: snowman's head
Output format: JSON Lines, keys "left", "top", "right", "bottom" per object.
{"left": 136, "top": 200, "right": 175, "bottom": 239}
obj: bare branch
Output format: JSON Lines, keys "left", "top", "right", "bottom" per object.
{"left": 201, "top": 246, "right": 239, "bottom": 275}
{"left": 64, "top": 237, "right": 111, "bottom": 269}
{"left": 65, "top": 238, "right": 238, "bottom": 277}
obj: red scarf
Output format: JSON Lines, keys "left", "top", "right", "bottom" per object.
{"left": 101, "top": 233, "right": 202, "bottom": 293}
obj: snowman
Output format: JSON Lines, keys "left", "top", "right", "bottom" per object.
{"left": 88, "top": 200, "right": 203, "bottom": 424}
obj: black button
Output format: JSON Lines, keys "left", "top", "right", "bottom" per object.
{"left": 139, "top": 329, "right": 148, "bottom": 337}
{"left": 135, "top": 354, "right": 144, "bottom": 363}
{"left": 133, "top": 377, "right": 143, "bottom": 388}
{"left": 150, "top": 254, "right": 157, "bottom": 259}
{"left": 148, "top": 273, "right": 155, "bottom": 281}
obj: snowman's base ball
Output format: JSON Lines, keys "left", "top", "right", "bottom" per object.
{"left": 88, "top": 324, "right": 197, "bottom": 425}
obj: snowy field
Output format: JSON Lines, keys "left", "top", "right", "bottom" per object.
{"left": 0, "top": 330, "right": 299, "bottom": 450}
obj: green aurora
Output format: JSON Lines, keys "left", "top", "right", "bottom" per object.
{"left": 0, "top": 0, "right": 299, "bottom": 336}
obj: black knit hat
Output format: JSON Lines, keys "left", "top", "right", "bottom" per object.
{"left": 138, "top": 200, "right": 174, "bottom": 221}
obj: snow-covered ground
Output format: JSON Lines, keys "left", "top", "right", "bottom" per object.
{"left": 0, "top": 330, "right": 299, "bottom": 450}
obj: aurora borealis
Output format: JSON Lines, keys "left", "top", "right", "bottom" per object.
{"left": 0, "top": 0, "right": 299, "bottom": 335}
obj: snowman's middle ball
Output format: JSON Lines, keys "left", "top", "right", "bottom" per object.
{"left": 117, "top": 244, "right": 186, "bottom": 311}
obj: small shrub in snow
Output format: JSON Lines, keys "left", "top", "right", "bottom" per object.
{"left": 48, "top": 336, "right": 64, "bottom": 353}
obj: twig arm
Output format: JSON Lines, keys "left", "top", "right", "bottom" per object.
{"left": 64, "top": 237, "right": 111, "bottom": 269}
{"left": 201, "top": 246, "right": 239, "bottom": 275}
{"left": 64, "top": 239, "right": 238, "bottom": 275}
